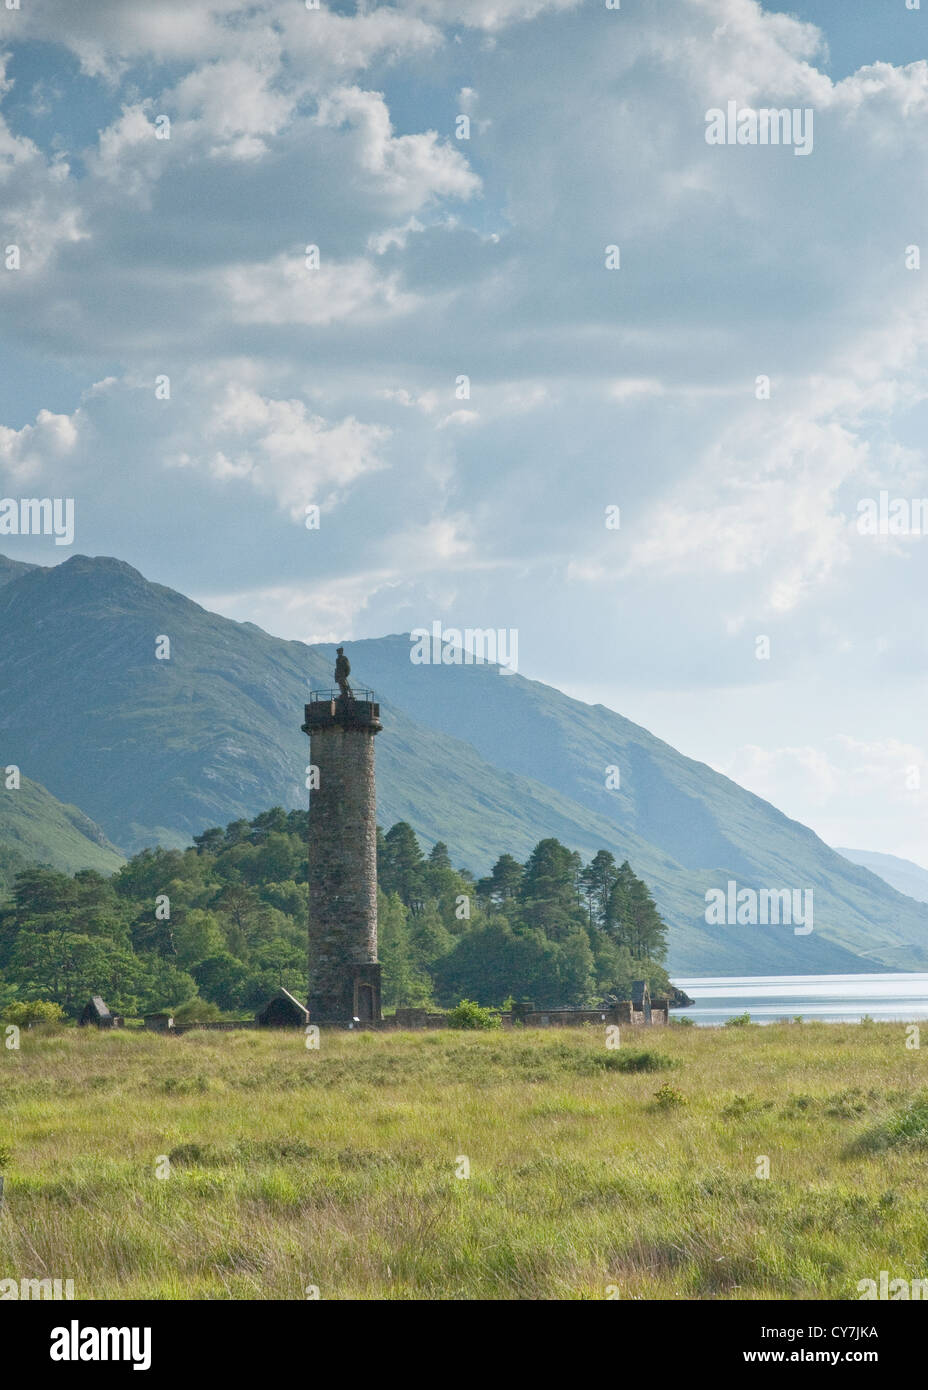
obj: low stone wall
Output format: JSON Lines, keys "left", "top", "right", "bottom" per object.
{"left": 165, "top": 1006, "right": 669, "bottom": 1035}
{"left": 386, "top": 1008, "right": 447, "bottom": 1029}
{"left": 506, "top": 1004, "right": 668, "bottom": 1028}
{"left": 172, "top": 1020, "right": 259, "bottom": 1035}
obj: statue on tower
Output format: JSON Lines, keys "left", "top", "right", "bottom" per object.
{"left": 335, "top": 646, "right": 354, "bottom": 702}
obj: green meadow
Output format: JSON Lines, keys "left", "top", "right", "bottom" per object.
{"left": 1, "top": 1022, "right": 926, "bottom": 1300}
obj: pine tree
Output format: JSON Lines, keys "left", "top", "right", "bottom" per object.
{"left": 476, "top": 853, "right": 523, "bottom": 908}
{"left": 584, "top": 849, "right": 618, "bottom": 926}
{"left": 518, "top": 839, "right": 586, "bottom": 939}
{"left": 380, "top": 822, "right": 426, "bottom": 907}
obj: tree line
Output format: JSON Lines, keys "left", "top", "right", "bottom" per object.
{"left": 0, "top": 809, "right": 673, "bottom": 1017}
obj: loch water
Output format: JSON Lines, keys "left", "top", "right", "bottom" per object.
{"left": 670, "top": 973, "right": 928, "bottom": 1025}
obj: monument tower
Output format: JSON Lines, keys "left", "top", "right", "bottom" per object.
{"left": 301, "top": 649, "right": 383, "bottom": 1024}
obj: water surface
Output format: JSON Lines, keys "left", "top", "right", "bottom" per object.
{"left": 670, "top": 972, "right": 928, "bottom": 1025}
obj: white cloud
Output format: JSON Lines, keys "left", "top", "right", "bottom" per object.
{"left": 315, "top": 86, "right": 480, "bottom": 207}
{"left": 171, "top": 58, "right": 295, "bottom": 159}
{"left": 0, "top": 2, "right": 440, "bottom": 80}
{"left": 196, "top": 569, "right": 402, "bottom": 647}
{"left": 724, "top": 736, "right": 928, "bottom": 861}
{"left": 201, "top": 384, "right": 390, "bottom": 517}
{"left": 221, "top": 253, "right": 419, "bottom": 327}
{"left": 402, "top": 0, "right": 582, "bottom": 31}
{"left": 0, "top": 408, "right": 82, "bottom": 483}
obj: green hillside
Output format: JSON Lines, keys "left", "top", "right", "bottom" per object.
{"left": 0, "top": 774, "right": 123, "bottom": 895}
{"left": 0, "top": 553, "right": 925, "bottom": 974}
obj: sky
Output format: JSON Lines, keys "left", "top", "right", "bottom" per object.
{"left": 0, "top": 0, "right": 927, "bottom": 864}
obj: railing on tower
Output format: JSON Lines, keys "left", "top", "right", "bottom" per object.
{"left": 302, "top": 688, "right": 382, "bottom": 732}
{"left": 307, "top": 687, "right": 377, "bottom": 704}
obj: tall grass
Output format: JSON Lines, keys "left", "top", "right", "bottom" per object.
{"left": 0, "top": 1023, "right": 925, "bottom": 1299}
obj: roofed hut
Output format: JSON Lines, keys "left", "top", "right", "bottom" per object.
{"left": 79, "top": 996, "right": 118, "bottom": 1028}
{"left": 255, "top": 988, "right": 310, "bottom": 1028}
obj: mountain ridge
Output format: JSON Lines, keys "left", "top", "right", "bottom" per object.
{"left": 0, "top": 551, "right": 925, "bottom": 975}
{"left": 836, "top": 848, "right": 928, "bottom": 905}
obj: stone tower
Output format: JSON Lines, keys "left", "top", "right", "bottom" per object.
{"left": 301, "top": 675, "right": 383, "bottom": 1024}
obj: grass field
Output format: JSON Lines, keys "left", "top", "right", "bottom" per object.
{"left": 1, "top": 1021, "right": 926, "bottom": 1300}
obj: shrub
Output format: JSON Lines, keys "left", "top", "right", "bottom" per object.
{"left": 603, "top": 1049, "right": 675, "bottom": 1073}
{"left": 653, "top": 1083, "right": 687, "bottom": 1109}
{"left": 0, "top": 1000, "right": 66, "bottom": 1027}
{"left": 848, "top": 1096, "right": 928, "bottom": 1155}
{"left": 446, "top": 999, "right": 501, "bottom": 1030}
{"left": 724, "top": 1012, "right": 752, "bottom": 1028}
{"left": 172, "top": 998, "right": 222, "bottom": 1025}
{"left": 882, "top": 1097, "right": 928, "bottom": 1146}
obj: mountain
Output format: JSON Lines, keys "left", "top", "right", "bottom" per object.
{"left": 0, "top": 554, "right": 39, "bottom": 589}
{"left": 836, "top": 848, "right": 928, "bottom": 905}
{"left": 1, "top": 551, "right": 926, "bottom": 974}
{"left": 0, "top": 773, "right": 124, "bottom": 895}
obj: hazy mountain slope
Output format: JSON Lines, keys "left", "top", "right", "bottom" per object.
{"left": 0, "top": 554, "right": 925, "bottom": 973}
{"left": 0, "top": 555, "right": 40, "bottom": 589}
{"left": 340, "top": 637, "right": 928, "bottom": 973}
{"left": 836, "top": 848, "right": 928, "bottom": 905}
{"left": 0, "top": 773, "right": 124, "bottom": 896}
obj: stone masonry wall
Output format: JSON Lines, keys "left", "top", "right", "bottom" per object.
{"left": 308, "top": 721, "right": 379, "bottom": 1015}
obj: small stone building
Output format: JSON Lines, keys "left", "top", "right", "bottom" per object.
{"left": 143, "top": 1011, "right": 175, "bottom": 1033}
{"left": 255, "top": 988, "right": 309, "bottom": 1028}
{"left": 79, "top": 996, "right": 122, "bottom": 1028}
{"left": 650, "top": 995, "right": 670, "bottom": 1025}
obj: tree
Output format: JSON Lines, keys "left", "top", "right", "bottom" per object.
{"left": 113, "top": 848, "right": 187, "bottom": 904}
{"left": 138, "top": 958, "right": 198, "bottom": 1014}
{"left": 423, "top": 841, "right": 463, "bottom": 901}
{"left": 476, "top": 853, "right": 523, "bottom": 908}
{"left": 428, "top": 842, "right": 452, "bottom": 871}
{"left": 377, "top": 890, "right": 432, "bottom": 1008}
{"left": 604, "top": 860, "right": 636, "bottom": 945}
{"left": 249, "top": 807, "right": 289, "bottom": 841}
{"left": 407, "top": 901, "right": 454, "bottom": 969}
{"left": 193, "top": 953, "right": 249, "bottom": 1010}
{"left": 584, "top": 850, "right": 618, "bottom": 926}
{"left": 8, "top": 931, "right": 141, "bottom": 1014}
{"left": 556, "top": 929, "right": 596, "bottom": 1006}
{"left": 12, "top": 868, "right": 76, "bottom": 916}
{"left": 625, "top": 877, "right": 668, "bottom": 961}
{"left": 380, "top": 822, "right": 426, "bottom": 907}
{"left": 215, "top": 883, "right": 262, "bottom": 945}
{"left": 433, "top": 921, "right": 560, "bottom": 1008}
{"left": 172, "top": 910, "right": 224, "bottom": 970}
{"left": 518, "top": 839, "right": 586, "bottom": 938}
{"left": 192, "top": 826, "right": 224, "bottom": 856}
